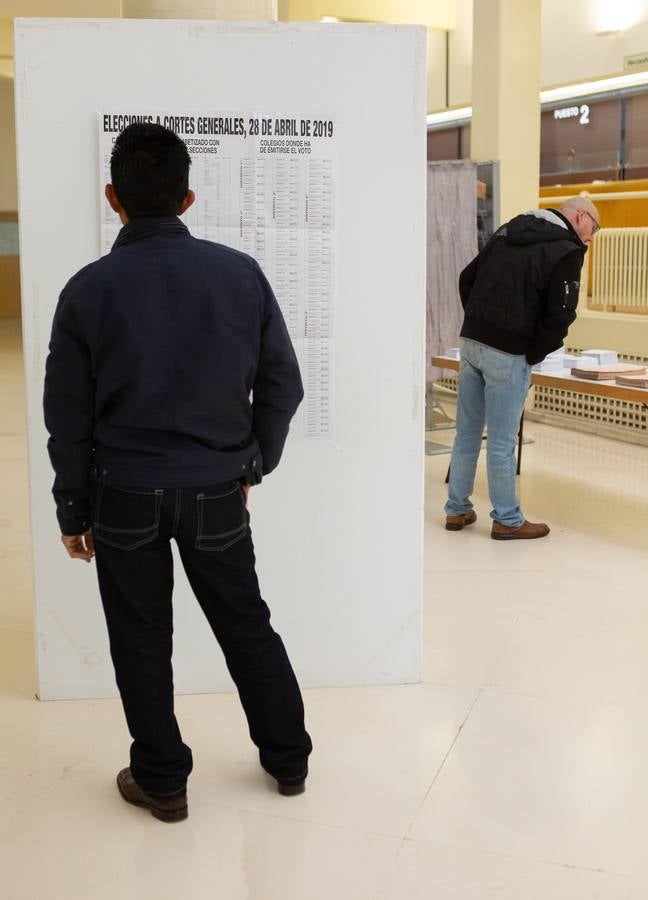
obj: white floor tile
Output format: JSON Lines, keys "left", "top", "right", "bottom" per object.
{"left": 0, "top": 653, "right": 125, "bottom": 827}
{"left": 408, "top": 688, "right": 648, "bottom": 878}
{"left": 0, "top": 766, "right": 402, "bottom": 900}
{"left": 424, "top": 571, "right": 534, "bottom": 688}
{"left": 380, "top": 841, "right": 641, "bottom": 900}
{"left": 192, "top": 682, "right": 479, "bottom": 836}
{"left": 488, "top": 584, "right": 648, "bottom": 706}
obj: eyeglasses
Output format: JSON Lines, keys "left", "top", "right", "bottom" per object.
{"left": 582, "top": 210, "right": 600, "bottom": 235}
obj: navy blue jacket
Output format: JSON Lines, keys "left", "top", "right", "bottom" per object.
{"left": 44, "top": 217, "right": 303, "bottom": 535}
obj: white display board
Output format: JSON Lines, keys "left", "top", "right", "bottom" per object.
{"left": 14, "top": 18, "right": 426, "bottom": 700}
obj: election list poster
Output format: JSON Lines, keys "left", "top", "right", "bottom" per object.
{"left": 99, "top": 111, "right": 335, "bottom": 439}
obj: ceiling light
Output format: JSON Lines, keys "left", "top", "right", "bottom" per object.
{"left": 594, "top": 0, "right": 643, "bottom": 34}
{"left": 540, "top": 70, "right": 648, "bottom": 103}
{"left": 426, "top": 106, "right": 472, "bottom": 128}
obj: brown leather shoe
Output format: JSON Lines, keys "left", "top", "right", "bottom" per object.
{"left": 277, "top": 776, "right": 306, "bottom": 796}
{"left": 116, "top": 768, "right": 188, "bottom": 822}
{"left": 491, "top": 520, "right": 550, "bottom": 541}
{"left": 445, "top": 510, "right": 477, "bottom": 531}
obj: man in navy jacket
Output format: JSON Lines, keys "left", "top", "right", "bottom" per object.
{"left": 44, "top": 123, "right": 312, "bottom": 821}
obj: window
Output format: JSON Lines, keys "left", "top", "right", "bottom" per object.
{"left": 624, "top": 93, "right": 648, "bottom": 179}
{"left": 427, "top": 127, "right": 461, "bottom": 161}
{"left": 540, "top": 98, "right": 621, "bottom": 186}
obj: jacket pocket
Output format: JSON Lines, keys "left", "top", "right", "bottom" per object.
{"left": 195, "top": 483, "right": 247, "bottom": 552}
{"left": 93, "top": 484, "right": 162, "bottom": 551}
{"left": 562, "top": 279, "right": 580, "bottom": 311}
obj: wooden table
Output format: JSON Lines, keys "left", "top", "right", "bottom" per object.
{"left": 429, "top": 355, "right": 648, "bottom": 478}
{"left": 432, "top": 356, "right": 648, "bottom": 406}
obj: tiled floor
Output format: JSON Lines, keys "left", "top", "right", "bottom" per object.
{"left": 2, "top": 316, "right": 648, "bottom": 899}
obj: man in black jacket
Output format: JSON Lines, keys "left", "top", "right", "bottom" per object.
{"left": 444, "top": 197, "right": 598, "bottom": 541}
{"left": 44, "top": 123, "right": 312, "bottom": 821}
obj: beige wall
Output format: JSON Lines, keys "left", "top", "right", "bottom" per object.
{"left": 570, "top": 311, "right": 648, "bottom": 359}
{"left": 0, "top": 17, "right": 12, "bottom": 78}
{"left": 442, "top": 0, "right": 648, "bottom": 110}
{"left": 281, "top": 0, "right": 456, "bottom": 28}
{"left": 0, "top": 77, "right": 16, "bottom": 211}
{"left": 123, "top": 0, "right": 276, "bottom": 16}
{"left": 427, "top": 27, "right": 446, "bottom": 111}
{"left": 447, "top": 0, "right": 472, "bottom": 107}
{"left": 0, "top": 2, "right": 119, "bottom": 13}
{"left": 541, "top": 0, "right": 648, "bottom": 87}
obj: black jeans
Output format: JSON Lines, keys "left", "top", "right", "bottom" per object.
{"left": 92, "top": 480, "right": 312, "bottom": 796}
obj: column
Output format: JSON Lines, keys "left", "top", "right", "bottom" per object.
{"left": 470, "top": 0, "right": 541, "bottom": 222}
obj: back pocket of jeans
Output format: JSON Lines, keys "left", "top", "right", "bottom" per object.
{"left": 487, "top": 353, "right": 515, "bottom": 383}
{"left": 195, "top": 484, "right": 247, "bottom": 552}
{"left": 94, "top": 485, "right": 162, "bottom": 551}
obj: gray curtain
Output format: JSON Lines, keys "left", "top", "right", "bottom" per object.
{"left": 427, "top": 160, "right": 478, "bottom": 381}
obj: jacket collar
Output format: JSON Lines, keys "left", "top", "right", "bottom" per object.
{"left": 112, "top": 216, "right": 189, "bottom": 250}
{"left": 547, "top": 208, "right": 587, "bottom": 249}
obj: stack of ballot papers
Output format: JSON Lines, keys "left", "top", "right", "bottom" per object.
{"left": 615, "top": 373, "right": 648, "bottom": 388}
{"left": 533, "top": 348, "right": 566, "bottom": 373}
{"left": 571, "top": 363, "right": 647, "bottom": 380}
{"left": 533, "top": 348, "right": 582, "bottom": 373}
{"left": 444, "top": 347, "right": 461, "bottom": 360}
{"left": 580, "top": 348, "right": 618, "bottom": 366}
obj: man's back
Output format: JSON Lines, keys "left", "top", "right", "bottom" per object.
{"left": 458, "top": 209, "right": 586, "bottom": 363}
{"left": 446, "top": 199, "right": 598, "bottom": 541}
{"left": 45, "top": 217, "right": 303, "bottom": 494}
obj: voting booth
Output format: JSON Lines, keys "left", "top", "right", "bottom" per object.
{"left": 14, "top": 18, "right": 426, "bottom": 699}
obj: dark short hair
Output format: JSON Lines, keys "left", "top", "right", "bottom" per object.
{"left": 110, "top": 123, "right": 191, "bottom": 218}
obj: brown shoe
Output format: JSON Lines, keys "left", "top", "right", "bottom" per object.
{"left": 491, "top": 520, "right": 550, "bottom": 541}
{"left": 278, "top": 778, "right": 306, "bottom": 796}
{"left": 116, "top": 768, "right": 188, "bottom": 823}
{"left": 445, "top": 510, "right": 477, "bottom": 531}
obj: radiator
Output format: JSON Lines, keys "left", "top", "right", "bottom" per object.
{"left": 590, "top": 227, "right": 648, "bottom": 314}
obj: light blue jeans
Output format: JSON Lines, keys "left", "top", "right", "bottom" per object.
{"left": 444, "top": 339, "right": 532, "bottom": 527}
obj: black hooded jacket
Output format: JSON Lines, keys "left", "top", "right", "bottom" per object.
{"left": 459, "top": 209, "right": 587, "bottom": 364}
